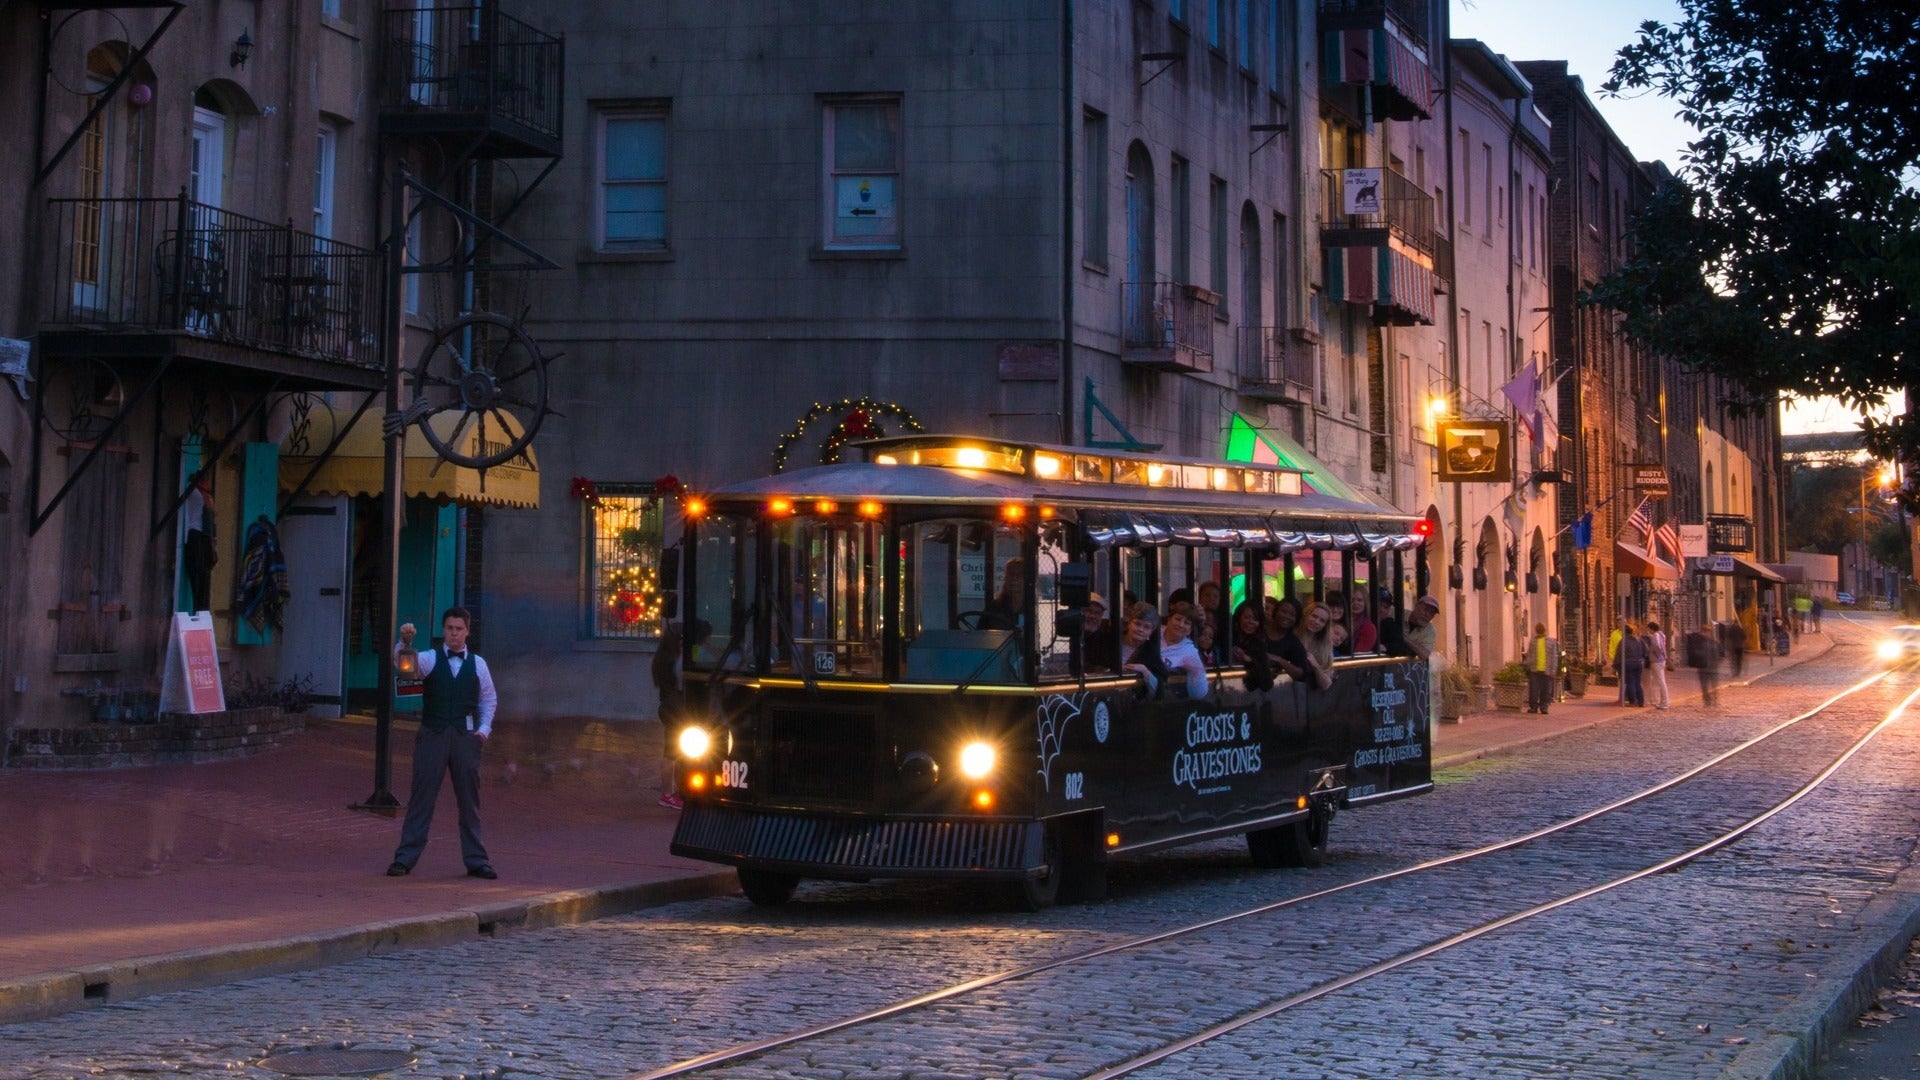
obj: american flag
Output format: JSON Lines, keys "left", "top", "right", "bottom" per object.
{"left": 1624, "top": 497, "right": 1653, "bottom": 542}
{"left": 1653, "top": 521, "right": 1682, "bottom": 563}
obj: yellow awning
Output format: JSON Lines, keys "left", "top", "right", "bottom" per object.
{"left": 279, "top": 405, "right": 539, "bottom": 509}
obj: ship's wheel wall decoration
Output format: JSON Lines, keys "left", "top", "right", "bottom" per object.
{"left": 772, "top": 398, "right": 926, "bottom": 473}
{"left": 406, "top": 311, "right": 554, "bottom": 470}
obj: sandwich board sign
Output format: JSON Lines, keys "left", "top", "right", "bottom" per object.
{"left": 160, "top": 611, "right": 226, "bottom": 714}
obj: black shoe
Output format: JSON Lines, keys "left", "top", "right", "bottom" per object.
{"left": 467, "top": 864, "right": 497, "bottom": 880}
{"left": 386, "top": 862, "right": 411, "bottom": 877}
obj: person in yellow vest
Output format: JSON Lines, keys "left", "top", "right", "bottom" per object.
{"left": 1607, "top": 622, "right": 1627, "bottom": 703}
{"left": 1526, "top": 623, "right": 1561, "bottom": 714}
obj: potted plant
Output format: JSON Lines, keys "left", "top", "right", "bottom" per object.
{"left": 1562, "top": 656, "right": 1596, "bottom": 698}
{"left": 1438, "top": 663, "right": 1478, "bottom": 722}
{"left": 1491, "top": 661, "right": 1529, "bottom": 710}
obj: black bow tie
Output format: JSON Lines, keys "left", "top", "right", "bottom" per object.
{"left": 447, "top": 651, "right": 466, "bottom": 661}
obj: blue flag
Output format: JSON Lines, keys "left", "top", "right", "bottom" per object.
{"left": 1571, "top": 513, "right": 1593, "bottom": 551}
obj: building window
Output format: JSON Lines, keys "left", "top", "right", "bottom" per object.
{"left": 1171, "top": 0, "right": 1187, "bottom": 24}
{"left": 403, "top": 195, "right": 421, "bottom": 315}
{"left": 823, "top": 97, "right": 902, "bottom": 249}
{"left": 1458, "top": 129, "right": 1472, "bottom": 231}
{"left": 1482, "top": 143, "right": 1493, "bottom": 243}
{"left": 1209, "top": 175, "right": 1228, "bottom": 317}
{"left": 1237, "top": 0, "right": 1254, "bottom": 72}
{"left": 1266, "top": 0, "right": 1286, "bottom": 95}
{"left": 313, "top": 126, "right": 337, "bottom": 240}
{"left": 597, "top": 105, "right": 668, "bottom": 251}
{"left": 1209, "top": 0, "right": 1226, "bottom": 51}
{"left": 1083, "top": 109, "right": 1108, "bottom": 269}
{"left": 322, "top": 0, "right": 342, "bottom": 17}
{"left": 584, "top": 483, "right": 669, "bottom": 640}
{"left": 1171, "top": 154, "right": 1190, "bottom": 283}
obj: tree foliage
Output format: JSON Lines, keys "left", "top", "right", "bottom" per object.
{"left": 1588, "top": 1, "right": 1920, "bottom": 494}
{"left": 1784, "top": 462, "right": 1881, "bottom": 555}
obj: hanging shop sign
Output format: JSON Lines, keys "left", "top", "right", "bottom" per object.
{"left": 1627, "top": 463, "right": 1671, "bottom": 497}
{"left": 1436, "top": 419, "right": 1512, "bottom": 484}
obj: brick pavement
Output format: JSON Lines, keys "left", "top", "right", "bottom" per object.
{"left": 0, "top": 627, "right": 1848, "bottom": 1029}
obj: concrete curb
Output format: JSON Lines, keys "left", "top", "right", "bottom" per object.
{"left": 1733, "top": 845, "right": 1920, "bottom": 1079}
{"left": 0, "top": 870, "right": 740, "bottom": 1026}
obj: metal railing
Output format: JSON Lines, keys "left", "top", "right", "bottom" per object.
{"left": 381, "top": 5, "right": 563, "bottom": 140}
{"left": 1237, "top": 326, "right": 1318, "bottom": 397}
{"left": 1322, "top": 166, "right": 1436, "bottom": 254}
{"left": 42, "top": 194, "right": 384, "bottom": 370}
{"left": 1121, "top": 279, "right": 1215, "bottom": 369}
{"left": 1318, "top": 0, "right": 1431, "bottom": 44}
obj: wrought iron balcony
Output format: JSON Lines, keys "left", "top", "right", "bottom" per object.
{"left": 379, "top": 5, "right": 563, "bottom": 157}
{"left": 1319, "top": 0, "right": 1431, "bottom": 46}
{"left": 1236, "top": 326, "right": 1318, "bottom": 403}
{"left": 1319, "top": 0, "right": 1435, "bottom": 121}
{"left": 1121, "top": 280, "right": 1216, "bottom": 373}
{"left": 40, "top": 194, "right": 384, "bottom": 380}
{"left": 1322, "top": 167, "right": 1435, "bottom": 254}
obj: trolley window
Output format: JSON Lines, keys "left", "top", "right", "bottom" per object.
{"left": 690, "top": 511, "right": 756, "bottom": 669}
{"left": 902, "top": 517, "right": 1025, "bottom": 685}
{"left": 771, "top": 517, "right": 882, "bottom": 679}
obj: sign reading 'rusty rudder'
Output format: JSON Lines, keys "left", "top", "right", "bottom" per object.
{"left": 1628, "top": 463, "right": 1671, "bottom": 496}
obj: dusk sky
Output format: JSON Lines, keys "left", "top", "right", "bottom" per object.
{"left": 1450, "top": 0, "right": 1876, "bottom": 436}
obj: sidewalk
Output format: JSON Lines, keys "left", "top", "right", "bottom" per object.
{"left": 0, "top": 630, "right": 1839, "bottom": 1025}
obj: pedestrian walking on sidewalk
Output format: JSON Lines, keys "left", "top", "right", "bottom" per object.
{"left": 1608, "top": 621, "right": 1628, "bottom": 703}
{"left": 1619, "top": 622, "right": 1649, "bottom": 707}
{"left": 387, "top": 607, "right": 498, "bottom": 880}
{"left": 1646, "top": 619, "right": 1671, "bottom": 709}
{"left": 1688, "top": 625, "right": 1721, "bottom": 707}
{"left": 1720, "top": 619, "right": 1747, "bottom": 678}
{"left": 1525, "top": 623, "right": 1560, "bottom": 714}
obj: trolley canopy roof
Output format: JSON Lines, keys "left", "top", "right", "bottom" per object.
{"left": 704, "top": 436, "right": 1427, "bottom": 552}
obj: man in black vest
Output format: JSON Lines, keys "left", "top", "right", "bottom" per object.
{"left": 386, "top": 607, "right": 498, "bottom": 879}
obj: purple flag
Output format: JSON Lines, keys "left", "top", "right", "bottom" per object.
{"left": 1501, "top": 363, "right": 1540, "bottom": 442}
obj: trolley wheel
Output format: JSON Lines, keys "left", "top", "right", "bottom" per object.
{"left": 1245, "top": 825, "right": 1288, "bottom": 868}
{"left": 1276, "top": 803, "right": 1332, "bottom": 868}
{"left": 1006, "top": 827, "right": 1063, "bottom": 912}
{"left": 737, "top": 867, "right": 800, "bottom": 907}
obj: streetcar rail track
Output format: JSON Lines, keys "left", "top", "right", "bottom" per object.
{"left": 630, "top": 670, "right": 1896, "bottom": 1080}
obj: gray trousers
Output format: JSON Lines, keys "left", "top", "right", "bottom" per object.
{"left": 393, "top": 724, "right": 489, "bottom": 869}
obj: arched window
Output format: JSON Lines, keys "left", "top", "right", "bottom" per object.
{"left": 1124, "top": 142, "right": 1156, "bottom": 289}
{"left": 1239, "top": 202, "right": 1262, "bottom": 331}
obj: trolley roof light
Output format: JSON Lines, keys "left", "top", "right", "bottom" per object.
{"left": 857, "top": 499, "right": 883, "bottom": 517}
{"left": 814, "top": 499, "right": 839, "bottom": 515}
{"left": 766, "top": 497, "right": 794, "bottom": 516}
{"left": 684, "top": 497, "right": 708, "bottom": 518}
{"left": 857, "top": 436, "right": 1309, "bottom": 496}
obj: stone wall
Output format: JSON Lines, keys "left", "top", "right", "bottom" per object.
{"left": 3, "top": 707, "right": 305, "bottom": 769}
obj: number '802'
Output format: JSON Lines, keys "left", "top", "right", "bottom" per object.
{"left": 718, "top": 760, "right": 749, "bottom": 788}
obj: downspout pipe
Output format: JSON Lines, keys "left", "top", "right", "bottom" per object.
{"left": 1442, "top": 35, "right": 1466, "bottom": 668}
{"left": 1060, "top": 0, "right": 1076, "bottom": 445}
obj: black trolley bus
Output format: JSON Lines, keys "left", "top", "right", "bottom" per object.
{"left": 667, "top": 435, "right": 1434, "bottom": 908}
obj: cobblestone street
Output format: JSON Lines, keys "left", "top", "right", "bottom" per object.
{"left": 3, "top": 634, "right": 1917, "bottom": 1078}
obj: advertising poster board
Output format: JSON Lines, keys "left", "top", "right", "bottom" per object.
{"left": 160, "top": 611, "right": 226, "bottom": 714}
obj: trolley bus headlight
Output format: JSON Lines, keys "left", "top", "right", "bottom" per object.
{"left": 677, "top": 726, "right": 713, "bottom": 759}
{"left": 958, "top": 741, "right": 996, "bottom": 779}
{"left": 1878, "top": 640, "right": 1903, "bottom": 661}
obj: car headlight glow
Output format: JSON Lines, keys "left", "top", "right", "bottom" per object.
{"left": 677, "top": 725, "right": 713, "bottom": 759}
{"left": 959, "top": 741, "right": 996, "bottom": 779}
{"left": 1877, "top": 640, "right": 1904, "bottom": 661}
